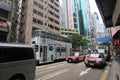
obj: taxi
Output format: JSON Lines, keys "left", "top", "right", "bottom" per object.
{"left": 66, "top": 52, "right": 85, "bottom": 63}
{"left": 84, "top": 53, "right": 106, "bottom": 67}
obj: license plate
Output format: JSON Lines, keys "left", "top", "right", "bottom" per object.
{"left": 90, "top": 63, "right": 94, "bottom": 65}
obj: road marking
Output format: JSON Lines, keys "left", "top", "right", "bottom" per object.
{"left": 36, "top": 69, "right": 69, "bottom": 80}
{"left": 36, "top": 63, "right": 67, "bottom": 72}
{"left": 36, "top": 61, "right": 66, "bottom": 69}
{"left": 79, "top": 68, "right": 91, "bottom": 76}
{"left": 36, "top": 64, "right": 69, "bottom": 74}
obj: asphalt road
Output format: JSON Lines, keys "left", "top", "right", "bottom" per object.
{"left": 35, "top": 61, "right": 105, "bottom": 80}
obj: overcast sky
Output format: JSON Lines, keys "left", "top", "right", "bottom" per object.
{"left": 89, "top": 0, "right": 103, "bottom": 23}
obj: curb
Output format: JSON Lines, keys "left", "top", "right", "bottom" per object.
{"left": 100, "top": 61, "right": 113, "bottom": 80}
{"left": 100, "top": 66, "right": 110, "bottom": 80}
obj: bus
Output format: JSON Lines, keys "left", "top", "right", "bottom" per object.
{"left": 32, "top": 29, "right": 72, "bottom": 64}
{"left": 0, "top": 43, "right": 35, "bottom": 80}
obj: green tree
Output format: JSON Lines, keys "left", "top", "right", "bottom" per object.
{"left": 100, "top": 42, "right": 110, "bottom": 46}
{"left": 68, "top": 34, "right": 88, "bottom": 49}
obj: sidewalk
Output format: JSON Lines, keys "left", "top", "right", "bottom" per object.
{"left": 107, "top": 60, "right": 120, "bottom": 80}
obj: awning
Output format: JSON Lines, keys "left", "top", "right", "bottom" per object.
{"left": 95, "top": 0, "right": 117, "bottom": 28}
{"left": 113, "top": 30, "right": 120, "bottom": 39}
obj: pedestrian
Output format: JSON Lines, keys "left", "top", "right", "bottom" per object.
{"left": 116, "top": 48, "right": 120, "bottom": 63}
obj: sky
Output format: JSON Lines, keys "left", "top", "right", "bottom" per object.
{"left": 89, "top": 0, "right": 103, "bottom": 23}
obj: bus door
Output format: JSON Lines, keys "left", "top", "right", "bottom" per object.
{"left": 40, "top": 46, "right": 47, "bottom": 62}
{"left": 56, "top": 47, "right": 61, "bottom": 59}
{"left": 42, "top": 46, "right": 47, "bottom": 62}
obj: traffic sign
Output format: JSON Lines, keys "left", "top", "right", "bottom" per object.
{"left": 97, "top": 36, "right": 111, "bottom": 42}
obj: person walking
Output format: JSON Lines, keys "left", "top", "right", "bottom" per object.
{"left": 116, "top": 48, "right": 120, "bottom": 63}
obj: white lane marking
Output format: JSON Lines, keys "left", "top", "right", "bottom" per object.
{"left": 36, "top": 69, "right": 69, "bottom": 80}
{"left": 36, "top": 63, "right": 67, "bottom": 72}
{"left": 36, "top": 64, "right": 70, "bottom": 74}
{"left": 77, "top": 63, "right": 82, "bottom": 66}
{"left": 79, "top": 68, "right": 91, "bottom": 76}
{"left": 36, "top": 61, "right": 66, "bottom": 69}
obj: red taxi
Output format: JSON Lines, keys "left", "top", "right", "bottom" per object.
{"left": 66, "top": 52, "right": 84, "bottom": 63}
{"left": 84, "top": 53, "right": 106, "bottom": 68}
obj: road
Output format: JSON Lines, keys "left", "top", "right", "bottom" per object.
{"left": 35, "top": 61, "right": 105, "bottom": 80}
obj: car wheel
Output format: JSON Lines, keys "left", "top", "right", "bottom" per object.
{"left": 68, "top": 59, "right": 72, "bottom": 63}
{"left": 86, "top": 65, "right": 89, "bottom": 67}
{"left": 9, "top": 75, "right": 25, "bottom": 80}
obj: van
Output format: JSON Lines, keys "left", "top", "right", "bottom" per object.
{"left": 0, "top": 43, "right": 35, "bottom": 80}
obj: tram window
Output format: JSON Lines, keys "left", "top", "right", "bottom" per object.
{"left": 49, "top": 46, "right": 53, "bottom": 51}
{"left": 56, "top": 47, "right": 60, "bottom": 52}
{"left": 32, "top": 41, "right": 36, "bottom": 44}
{"left": 62, "top": 47, "right": 66, "bottom": 52}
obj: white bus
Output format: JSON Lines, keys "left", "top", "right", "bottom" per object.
{"left": 32, "top": 30, "right": 72, "bottom": 64}
{"left": 0, "top": 43, "right": 35, "bottom": 80}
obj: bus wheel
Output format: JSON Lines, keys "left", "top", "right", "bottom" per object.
{"left": 9, "top": 74, "right": 25, "bottom": 80}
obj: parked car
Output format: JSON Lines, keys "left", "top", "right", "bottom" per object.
{"left": 66, "top": 52, "right": 84, "bottom": 63}
{"left": 84, "top": 53, "right": 106, "bottom": 68}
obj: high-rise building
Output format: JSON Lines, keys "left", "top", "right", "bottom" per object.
{"left": 0, "top": 0, "right": 11, "bottom": 42}
{"left": 86, "top": 0, "right": 91, "bottom": 36}
{"left": 78, "top": 0, "right": 89, "bottom": 36}
{"left": 20, "top": 0, "right": 60, "bottom": 44}
{"left": 67, "top": 0, "right": 74, "bottom": 30}
{"left": 60, "top": 0, "right": 68, "bottom": 29}
{"left": 60, "top": 0, "right": 90, "bottom": 37}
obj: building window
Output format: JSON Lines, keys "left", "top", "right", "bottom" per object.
{"left": 74, "top": 18, "right": 77, "bottom": 22}
{"left": 33, "top": 18, "right": 36, "bottom": 23}
{"left": 34, "top": 1, "right": 37, "bottom": 6}
{"left": 33, "top": 9, "right": 37, "bottom": 14}
{"left": 37, "top": 19, "right": 43, "bottom": 25}
{"left": 74, "top": 24, "right": 78, "bottom": 28}
{"left": 38, "top": 11, "right": 43, "bottom": 17}
{"left": 38, "top": 3, "right": 43, "bottom": 9}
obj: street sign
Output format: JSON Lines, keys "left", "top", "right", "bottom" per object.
{"left": 97, "top": 36, "right": 111, "bottom": 42}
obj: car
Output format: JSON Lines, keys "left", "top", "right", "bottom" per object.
{"left": 66, "top": 52, "right": 85, "bottom": 63}
{"left": 0, "top": 43, "right": 35, "bottom": 80}
{"left": 84, "top": 53, "right": 106, "bottom": 68}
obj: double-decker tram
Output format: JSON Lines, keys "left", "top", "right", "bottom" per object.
{"left": 32, "top": 29, "right": 72, "bottom": 64}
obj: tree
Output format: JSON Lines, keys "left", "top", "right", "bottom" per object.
{"left": 68, "top": 34, "right": 88, "bottom": 50}
{"left": 100, "top": 42, "right": 110, "bottom": 46}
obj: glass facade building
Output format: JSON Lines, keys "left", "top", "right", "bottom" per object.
{"left": 60, "top": 0, "right": 89, "bottom": 37}
{"left": 77, "top": 0, "right": 89, "bottom": 36}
